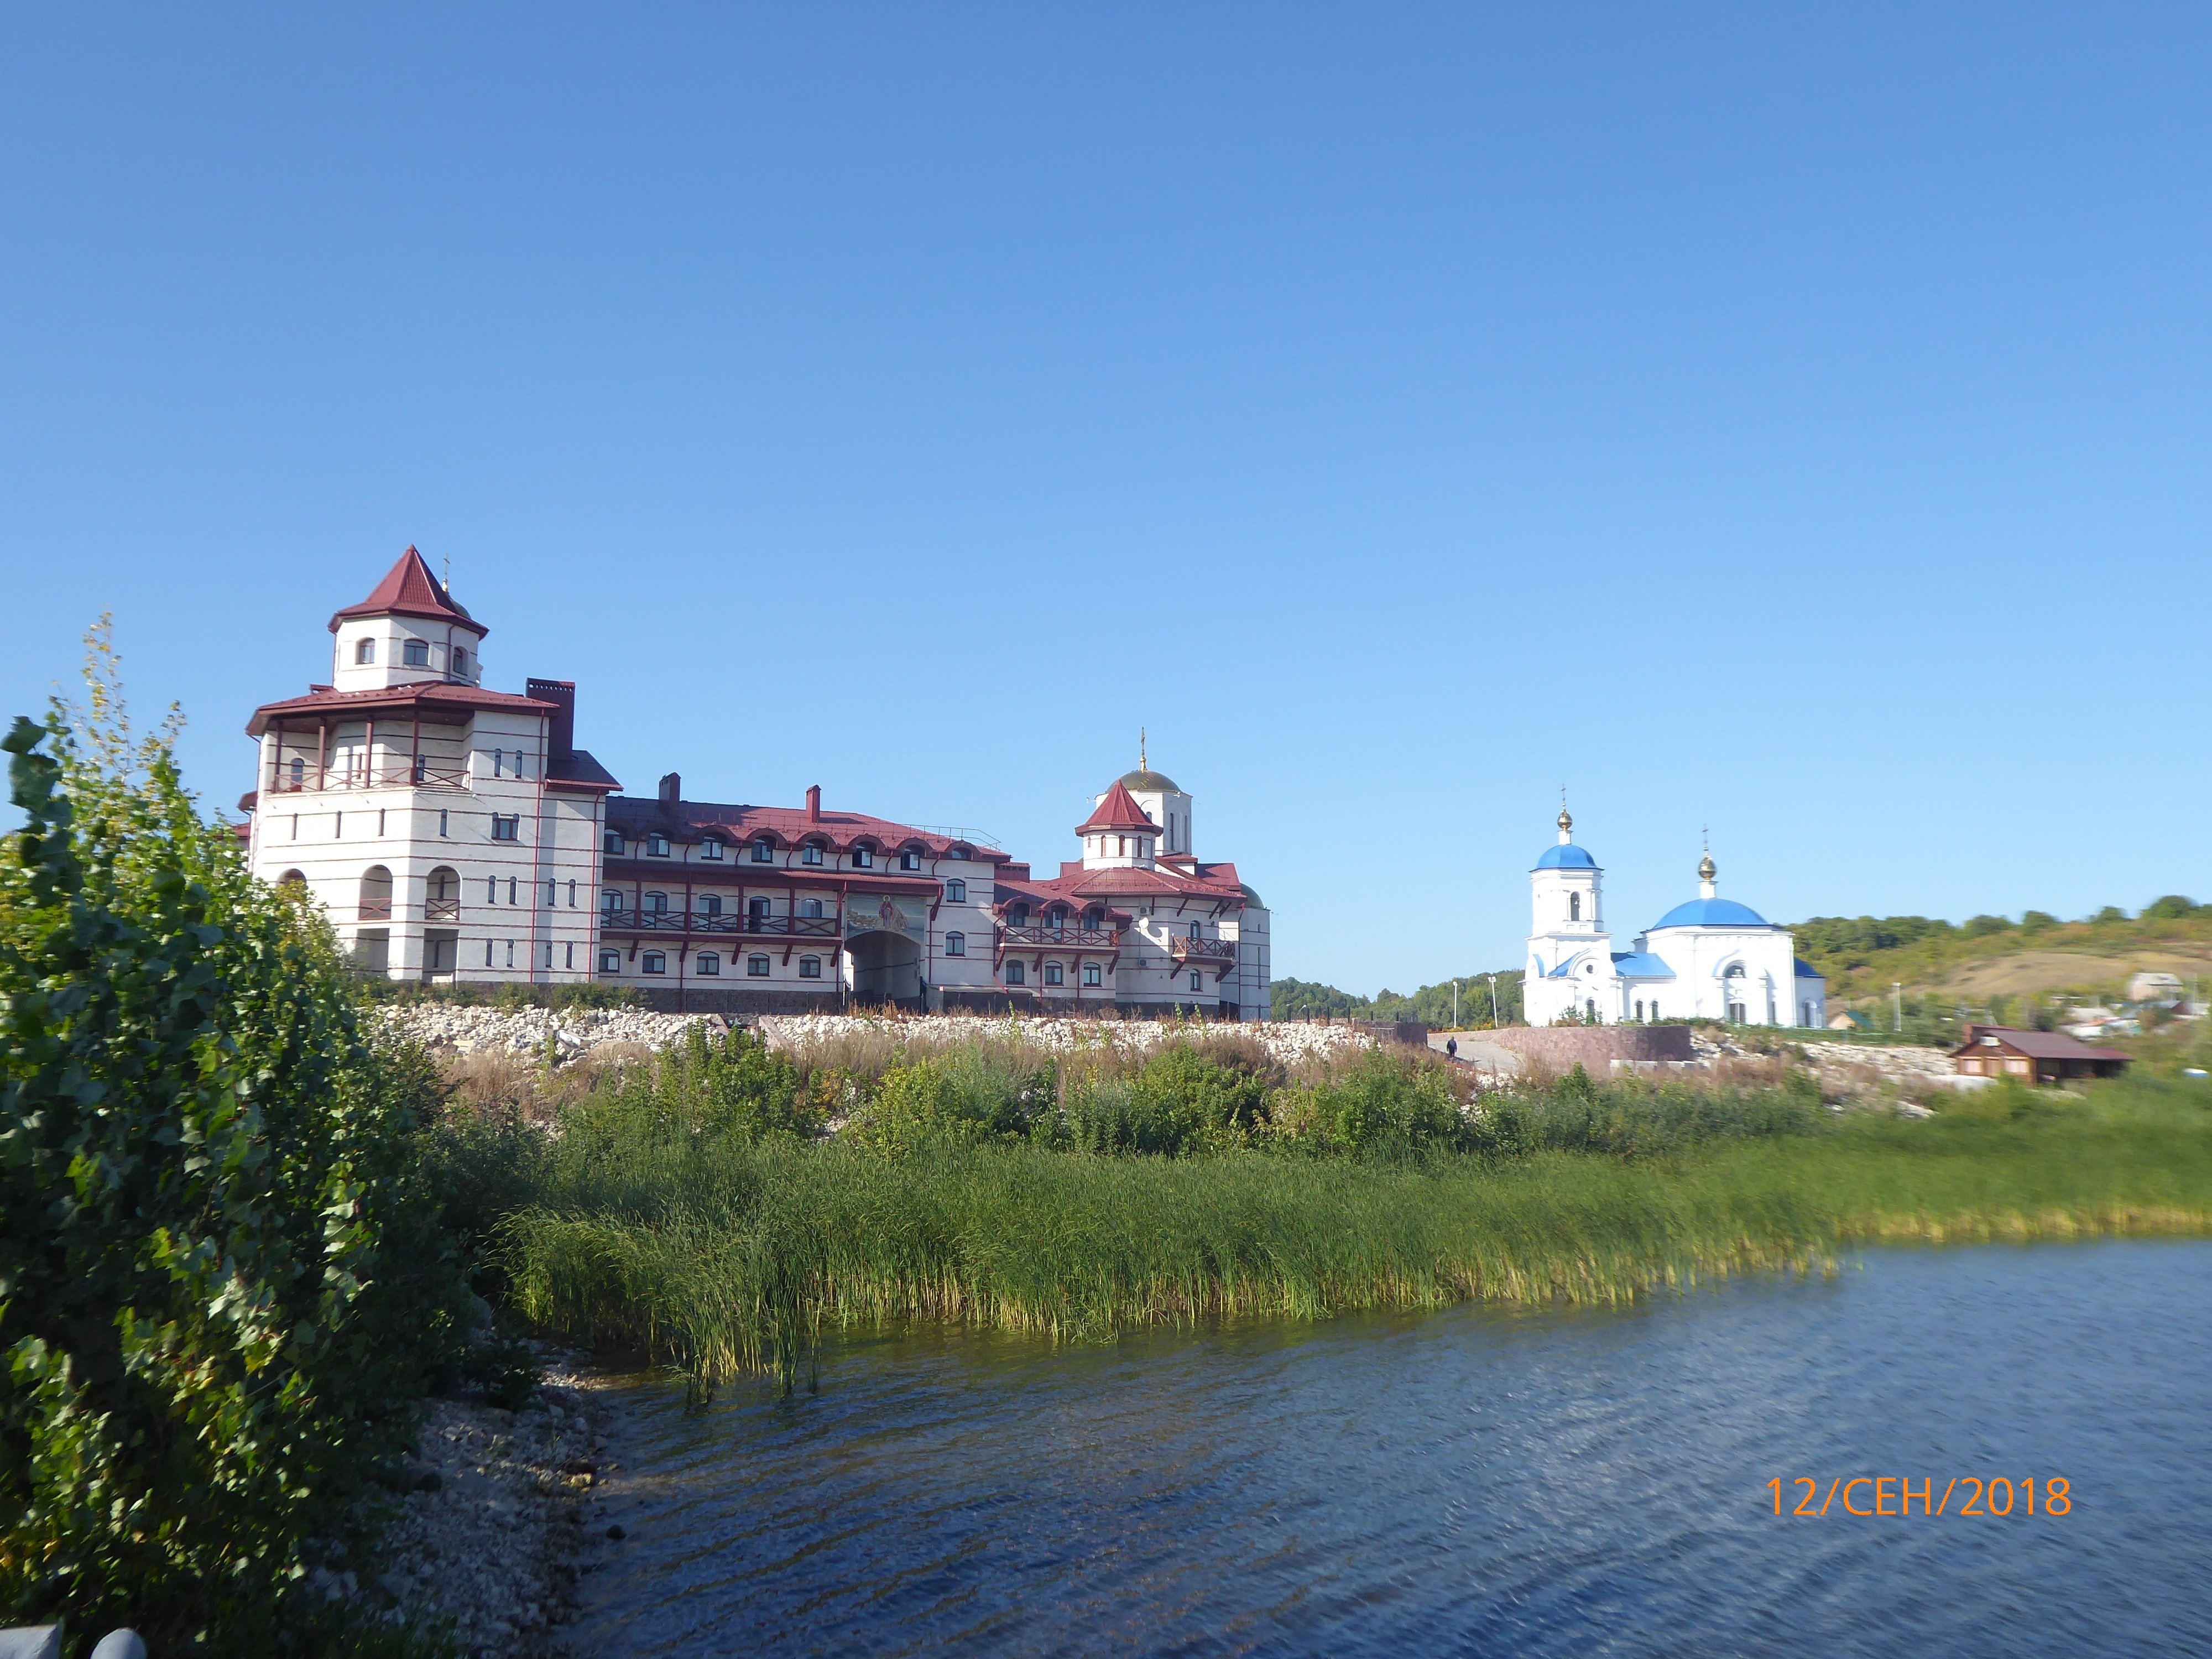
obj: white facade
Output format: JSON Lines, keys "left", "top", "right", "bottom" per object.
{"left": 1521, "top": 809, "right": 1825, "bottom": 1028}
{"left": 244, "top": 550, "right": 614, "bottom": 983}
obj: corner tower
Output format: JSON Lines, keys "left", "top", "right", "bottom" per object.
{"left": 328, "top": 547, "right": 487, "bottom": 692}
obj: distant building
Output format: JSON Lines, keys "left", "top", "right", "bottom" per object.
{"left": 1522, "top": 807, "right": 1825, "bottom": 1027}
{"left": 2129, "top": 972, "right": 2187, "bottom": 1004}
{"left": 243, "top": 550, "right": 1270, "bottom": 1016}
{"left": 1952, "top": 1025, "right": 2128, "bottom": 1084}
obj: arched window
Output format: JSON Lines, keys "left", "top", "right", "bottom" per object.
{"left": 1083, "top": 962, "right": 1102, "bottom": 987}
{"left": 945, "top": 931, "right": 966, "bottom": 957}
{"left": 1586, "top": 999, "right": 1597, "bottom": 1020}
{"left": 277, "top": 868, "right": 307, "bottom": 888}
{"left": 946, "top": 879, "right": 967, "bottom": 902}
{"left": 1724, "top": 962, "right": 1746, "bottom": 979}
{"left": 1044, "top": 962, "right": 1064, "bottom": 986}
{"left": 598, "top": 950, "right": 621, "bottom": 974}
{"left": 641, "top": 951, "right": 666, "bottom": 974}
{"left": 289, "top": 757, "right": 305, "bottom": 788}
{"left": 1187, "top": 922, "right": 1202, "bottom": 940}
{"left": 452, "top": 646, "right": 469, "bottom": 676}
{"left": 697, "top": 953, "right": 721, "bottom": 975}
{"left": 799, "top": 956, "right": 822, "bottom": 979}
{"left": 799, "top": 898, "right": 823, "bottom": 919}
{"left": 643, "top": 891, "right": 667, "bottom": 914}
{"left": 354, "top": 638, "right": 375, "bottom": 665}
{"left": 403, "top": 639, "right": 430, "bottom": 667}
{"left": 1569, "top": 892, "right": 1581, "bottom": 921}
{"left": 1005, "top": 961, "right": 1027, "bottom": 986}
{"left": 602, "top": 888, "right": 625, "bottom": 913}
{"left": 1006, "top": 902, "right": 1029, "bottom": 927}
{"left": 698, "top": 893, "right": 723, "bottom": 916}
{"left": 753, "top": 837, "right": 775, "bottom": 863}
{"left": 748, "top": 954, "right": 770, "bottom": 976}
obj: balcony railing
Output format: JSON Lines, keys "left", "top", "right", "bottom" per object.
{"left": 1000, "top": 924, "right": 1120, "bottom": 950}
{"left": 1167, "top": 935, "right": 1238, "bottom": 966}
{"left": 268, "top": 760, "right": 470, "bottom": 793}
{"left": 424, "top": 898, "right": 462, "bottom": 922}
{"left": 356, "top": 899, "right": 394, "bottom": 921}
{"left": 601, "top": 911, "right": 842, "bottom": 937}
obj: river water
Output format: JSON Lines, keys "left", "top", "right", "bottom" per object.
{"left": 567, "top": 1243, "right": 2212, "bottom": 1655}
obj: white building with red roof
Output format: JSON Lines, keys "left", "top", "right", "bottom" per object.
{"left": 244, "top": 554, "right": 1272, "bottom": 1017}
{"left": 242, "top": 549, "right": 620, "bottom": 983}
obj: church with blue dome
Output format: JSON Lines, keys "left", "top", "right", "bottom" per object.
{"left": 1522, "top": 806, "right": 1825, "bottom": 1028}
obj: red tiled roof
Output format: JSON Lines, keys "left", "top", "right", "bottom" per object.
{"left": 1076, "top": 781, "right": 1156, "bottom": 834}
{"left": 327, "top": 547, "right": 484, "bottom": 635}
{"left": 608, "top": 797, "right": 1010, "bottom": 864}
{"left": 1951, "top": 1026, "right": 2131, "bottom": 1063}
{"left": 998, "top": 858, "right": 1247, "bottom": 908}
{"left": 246, "top": 681, "right": 555, "bottom": 737}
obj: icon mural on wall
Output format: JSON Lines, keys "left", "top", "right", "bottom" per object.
{"left": 846, "top": 893, "right": 930, "bottom": 938}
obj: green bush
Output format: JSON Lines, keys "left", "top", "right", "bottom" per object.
{"left": 0, "top": 702, "right": 469, "bottom": 1650}
{"left": 851, "top": 1052, "right": 1053, "bottom": 1156}
{"left": 1062, "top": 1048, "right": 1273, "bottom": 1156}
{"left": 1267, "top": 1050, "right": 1469, "bottom": 1157}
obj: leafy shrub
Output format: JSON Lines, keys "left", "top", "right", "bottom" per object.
{"left": 1472, "top": 1065, "right": 1827, "bottom": 1160}
{"left": 1061, "top": 1047, "right": 1274, "bottom": 1156}
{"left": 851, "top": 1052, "right": 1054, "bottom": 1155}
{"left": 0, "top": 700, "right": 469, "bottom": 1648}
{"left": 1266, "top": 1051, "right": 1468, "bottom": 1157}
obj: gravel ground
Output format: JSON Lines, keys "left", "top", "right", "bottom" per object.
{"left": 356, "top": 1357, "right": 618, "bottom": 1657}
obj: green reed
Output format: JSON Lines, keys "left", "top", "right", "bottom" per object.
{"left": 495, "top": 1070, "right": 2212, "bottom": 1392}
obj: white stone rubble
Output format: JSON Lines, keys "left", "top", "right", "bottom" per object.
{"left": 754, "top": 1011, "right": 1374, "bottom": 1063}
{"left": 378, "top": 1003, "right": 722, "bottom": 1062}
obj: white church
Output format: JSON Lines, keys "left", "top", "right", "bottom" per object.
{"left": 1522, "top": 807, "right": 1826, "bottom": 1028}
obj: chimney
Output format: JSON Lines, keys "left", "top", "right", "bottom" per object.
{"left": 526, "top": 678, "right": 576, "bottom": 763}
{"left": 658, "top": 772, "right": 681, "bottom": 805}
{"left": 805, "top": 784, "right": 822, "bottom": 823}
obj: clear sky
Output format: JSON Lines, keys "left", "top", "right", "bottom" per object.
{"left": 3, "top": 6, "right": 2208, "bottom": 995}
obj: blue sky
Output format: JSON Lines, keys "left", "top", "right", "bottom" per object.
{"left": 3, "top": 6, "right": 2207, "bottom": 994}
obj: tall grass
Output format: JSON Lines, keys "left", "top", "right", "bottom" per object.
{"left": 475, "top": 1041, "right": 2212, "bottom": 1393}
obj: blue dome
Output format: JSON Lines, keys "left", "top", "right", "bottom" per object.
{"left": 1535, "top": 843, "right": 1598, "bottom": 870}
{"left": 1651, "top": 896, "right": 1768, "bottom": 929}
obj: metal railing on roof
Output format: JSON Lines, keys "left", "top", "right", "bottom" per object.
{"left": 911, "top": 824, "right": 1003, "bottom": 851}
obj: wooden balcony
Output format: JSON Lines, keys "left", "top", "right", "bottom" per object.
{"left": 425, "top": 898, "right": 462, "bottom": 922}
{"left": 268, "top": 760, "right": 470, "bottom": 794}
{"left": 1167, "top": 935, "right": 1238, "bottom": 968}
{"left": 1000, "top": 924, "right": 1120, "bottom": 950}
{"left": 356, "top": 899, "right": 394, "bottom": 921}
{"left": 601, "top": 911, "right": 842, "bottom": 938}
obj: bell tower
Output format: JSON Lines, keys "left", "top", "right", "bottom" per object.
{"left": 1524, "top": 801, "right": 1615, "bottom": 1025}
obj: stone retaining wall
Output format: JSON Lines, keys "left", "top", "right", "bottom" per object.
{"left": 1436, "top": 1025, "right": 1695, "bottom": 1067}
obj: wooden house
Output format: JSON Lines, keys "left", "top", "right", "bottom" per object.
{"left": 1950, "top": 1025, "right": 2129, "bottom": 1085}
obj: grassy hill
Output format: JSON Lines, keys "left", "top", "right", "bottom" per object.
{"left": 1276, "top": 897, "right": 2212, "bottom": 1037}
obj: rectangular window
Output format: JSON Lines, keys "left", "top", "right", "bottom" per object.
{"left": 642, "top": 951, "right": 665, "bottom": 974}
{"left": 748, "top": 954, "right": 770, "bottom": 977}
{"left": 702, "top": 837, "right": 723, "bottom": 860}
{"left": 403, "top": 639, "right": 430, "bottom": 666}
{"left": 1190, "top": 972, "right": 1203, "bottom": 993}
{"left": 946, "top": 879, "right": 966, "bottom": 903}
{"left": 491, "top": 815, "right": 520, "bottom": 841}
{"left": 493, "top": 751, "right": 504, "bottom": 778}
{"left": 1083, "top": 962, "right": 1102, "bottom": 987}
{"left": 378, "top": 809, "right": 386, "bottom": 836}
{"left": 567, "top": 880, "right": 576, "bottom": 906}
{"left": 1044, "top": 963, "right": 1063, "bottom": 986}
{"left": 646, "top": 833, "right": 670, "bottom": 857}
{"left": 485, "top": 940, "right": 495, "bottom": 967}
{"left": 605, "top": 830, "right": 626, "bottom": 855}
{"left": 852, "top": 847, "right": 873, "bottom": 869}
{"left": 565, "top": 942, "right": 574, "bottom": 969}
{"left": 290, "top": 814, "right": 298, "bottom": 839}
{"left": 335, "top": 811, "right": 342, "bottom": 838}
{"left": 507, "top": 877, "right": 517, "bottom": 905}
{"left": 599, "top": 950, "right": 620, "bottom": 974}
{"left": 505, "top": 939, "right": 514, "bottom": 969}
{"left": 802, "top": 844, "right": 823, "bottom": 865}
{"left": 439, "top": 809, "right": 449, "bottom": 837}
{"left": 698, "top": 953, "right": 721, "bottom": 975}
{"left": 753, "top": 839, "right": 774, "bottom": 863}
{"left": 486, "top": 877, "right": 498, "bottom": 903}
{"left": 799, "top": 956, "right": 821, "bottom": 979}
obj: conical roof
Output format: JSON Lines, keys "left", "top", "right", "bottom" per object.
{"left": 1077, "top": 780, "right": 1158, "bottom": 834}
{"left": 327, "top": 546, "right": 484, "bottom": 635}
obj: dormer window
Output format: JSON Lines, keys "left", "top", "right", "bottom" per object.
{"left": 646, "top": 832, "right": 670, "bottom": 857}
{"left": 801, "top": 842, "right": 823, "bottom": 865}
{"left": 403, "top": 639, "right": 430, "bottom": 667}
{"left": 701, "top": 836, "right": 723, "bottom": 860}
{"left": 752, "top": 837, "right": 774, "bottom": 863}
{"left": 852, "top": 846, "right": 873, "bottom": 869}
{"left": 604, "top": 830, "right": 626, "bottom": 855}
{"left": 1007, "top": 903, "right": 1029, "bottom": 927}
{"left": 354, "top": 638, "right": 375, "bottom": 665}
{"left": 900, "top": 848, "right": 922, "bottom": 871}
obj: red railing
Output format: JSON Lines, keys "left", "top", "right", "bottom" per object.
{"left": 1167, "top": 935, "right": 1238, "bottom": 966}
{"left": 424, "top": 898, "right": 462, "bottom": 922}
{"left": 356, "top": 899, "right": 394, "bottom": 921}
{"left": 999, "top": 924, "right": 1120, "bottom": 949}
{"left": 599, "top": 911, "right": 841, "bottom": 938}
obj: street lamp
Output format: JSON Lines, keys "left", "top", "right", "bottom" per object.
{"left": 1892, "top": 982, "right": 1903, "bottom": 1033}
{"left": 1488, "top": 973, "right": 1500, "bottom": 1027}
